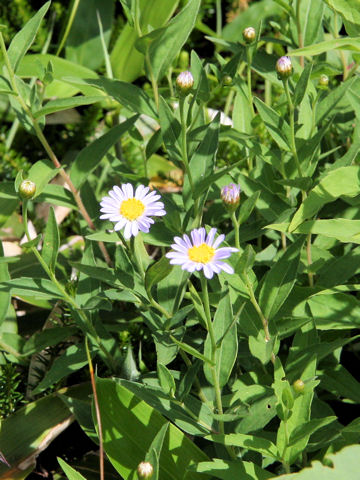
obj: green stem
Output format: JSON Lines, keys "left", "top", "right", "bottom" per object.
{"left": 244, "top": 271, "right": 274, "bottom": 364}
{"left": 295, "top": 0, "right": 304, "bottom": 67}
{"left": 56, "top": 0, "right": 80, "bottom": 56}
{"left": 306, "top": 233, "right": 314, "bottom": 287}
{"left": 246, "top": 47, "right": 255, "bottom": 117}
{"left": 179, "top": 96, "right": 200, "bottom": 224}
{"left": 215, "top": 0, "right": 222, "bottom": 37}
{"left": 85, "top": 338, "right": 104, "bottom": 480}
{"left": 231, "top": 212, "right": 241, "bottom": 251}
{"left": 283, "top": 79, "right": 303, "bottom": 181}
{"left": 200, "top": 277, "right": 223, "bottom": 422}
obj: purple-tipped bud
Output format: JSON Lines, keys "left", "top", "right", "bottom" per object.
{"left": 176, "top": 71, "right": 194, "bottom": 95}
{"left": 243, "top": 26, "right": 256, "bottom": 43}
{"left": 137, "top": 462, "right": 154, "bottom": 479}
{"left": 276, "top": 56, "right": 293, "bottom": 79}
{"left": 318, "top": 74, "right": 329, "bottom": 88}
{"left": 221, "top": 183, "right": 241, "bottom": 211}
{"left": 19, "top": 180, "right": 36, "bottom": 199}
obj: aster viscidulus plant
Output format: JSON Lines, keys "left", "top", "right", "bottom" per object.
{"left": 166, "top": 227, "right": 238, "bottom": 279}
{"left": 99, "top": 184, "right": 166, "bottom": 240}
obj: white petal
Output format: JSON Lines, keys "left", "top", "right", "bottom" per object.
{"left": 203, "top": 264, "right": 214, "bottom": 279}
{"left": 124, "top": 221, "right": 132, "bottom": 239}
{"left": 213, "top": 234, "right": 225, "bottom": 249}
{"left": 131, "top": 222, "right": 139, "bottom": 236}
{"left": 206, "top": 228, "right": 217, "bottom": 246}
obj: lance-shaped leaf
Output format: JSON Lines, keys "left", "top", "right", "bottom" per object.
{"left": 41, "top": 207, "right": 59, "bottom": 274}
{"left": 259, "top": 238, "right": 303, "bottom": 322}
{"left": 148, "top": 0, "right": 201, "bottom": 81}
{"left": 7, "top": 1, "right": 50, "bottom": 72}
{"left": 94, "top": 378, "right": 208, "bottom": 479}
{"left": 289, "top": 166, "right": 360, "bottom": 231}
{"left": 203, "top": 290, "right": 238, "bottom": 387}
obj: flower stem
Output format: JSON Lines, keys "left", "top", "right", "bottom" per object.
{"left": 85, "top": 337, "right": 104, "bottom": 480}
{"left": 231, "top": 212, "right": 241, "bottom": 250}
{"left": 295, "top": 0, "right": 304, "bottom": 67}
{"left": 246, "top": 47, "right": 255, "bottom": 117}
{"left": 283, "top": 79, "right": 304, "bottom": 198}
{"left": 306, "top": 233, "right": 314, "bottom": 287}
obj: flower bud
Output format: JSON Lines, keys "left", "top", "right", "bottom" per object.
{"left": 318, "top": 74, "right": 329, "bottom": 89}
{"left": 276, "top": 56, "right": 293, "bottom": 79}
{"left": 221, "top": 183, "right": 241, "bottom": 211}
{"left": 243, "top": 26, "right": 256, "bottom": 44}
{"left": 137, "top": 461, "right": 153, "bottom": 479}
{"left": 19, "top": 180, "right": 36, "bottom": 199}
{"left": 292, "top": 379, "right": 305, "bottom": 394}
{"left": 176, "top": 71, "right": 194, "bottom": 95}
{"left": 223, "top": 75, "right": 233, "bottom": 86}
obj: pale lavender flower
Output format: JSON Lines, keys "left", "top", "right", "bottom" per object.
{"left": 99, "top": 184, "right": 165, "bottom": 240}
{"left": 176, "top": 71, "right": 194, "bottom": 94}
{"left": 276, "top": 56, "right": 293, "bottom": 78}
{"left": 221, "top": 183, "right": 241, "bottom": 209}
{"left": 166, "top": 227, "right": 238, "bottom": 279}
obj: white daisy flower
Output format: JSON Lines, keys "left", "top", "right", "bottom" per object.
{"left": 166, "top": 227, "right": 238, "bottom": 279}
{"left": 99, "top": 183, "right": 166, "bottom": 239}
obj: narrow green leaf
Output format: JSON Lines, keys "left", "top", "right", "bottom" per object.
{"left": 288, "top": 416, "right": 337, "bottom": 447}
{"left": 289, "top": 37, "right": 360, "bottom": 56}
{"left": 158, "top": 96, "right": 182, "bottom": 163}
{"left": 0, "top": 277, "right": 63, "bottom": 300}
{"left": 58, "top": 458, "right": 87, "bottom": 480}
{"left": 205, "top": 433, "right": 278, "bottom": 459}
{"left": 189, "top": 458, "right": 272, "bottom": 480}
{"left": 294, "top": 62, "right": 313, "bottom": 107}
{"left": 73, "top": 77, "right": 157, "bottom": 117}
{"left": 145, "top": 256, "right": 173, "bottom": 294}
{"left": 170, "top": 336, "right": 214, "bottom": 365}
{"left": 289, "top": 166, "right": 360, "bottom": 231}
{"left": 148, "top": 0, "right": 201, "bottom": 81}
{"left": 157, "top": 364, "right": 176, "bottom": 396}
{"left": 259, "top": 238, "right": 303, "bottom": 321}
{"left": 27, "top": 159, "right": 60, "bottom": 198}
{"left": 7, "top": 1, "right": 50, "bottom": 72}
{"left": 203, "top": 291, "right": 238, "bottom": 387}
{"left": 65, "top": 0, "right": 114, "bottom": 71}
{"left": 34, "top": 95, "right": 105, "bottom": 118}
{"left": 41, "top": 207, "right": 59, "bottom": 273}
{"left": 23, "top": 326, "right": 78, "bottom": 356}
{"left": 95, "top": 378, "right": 208, "bottom": 479}
{"left": 254, "top": 97, "right": 291, "bottom": 150}
{"left": 70, "top": 116, "right": 138, "bottom": 189}
{"left": 32, "top": 343, "right": 90, "bottom": 394}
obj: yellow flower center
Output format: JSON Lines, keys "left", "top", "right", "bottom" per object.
{"left": 120, "top": 198, "right": 145, "bottom": 221}
{"left": 188, "top": 243, "right": 215, "bottom": 264}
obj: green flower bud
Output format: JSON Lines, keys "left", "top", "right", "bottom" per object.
{"left": 137, "top": 461, "right": 153, "bottom": 479}
{"left": 293, "top": 379, "right": 305, "bottom": 394}
{"left": 276, "top": 56, "right": 293, "bottom": 79}
{"left": 243, "top": 26, "right": 256, "bottom": 44}
{"left": 223, "top": 75, "right": 233, "bottom": 86}
{"left": 318, "top": 74, "right": 329, "bottom": 89}
{"left": 176, "top": 71, "right": 194, "bottom": 95}
{"left": 19, "top": 180, "right": 36, "bottom": 199}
